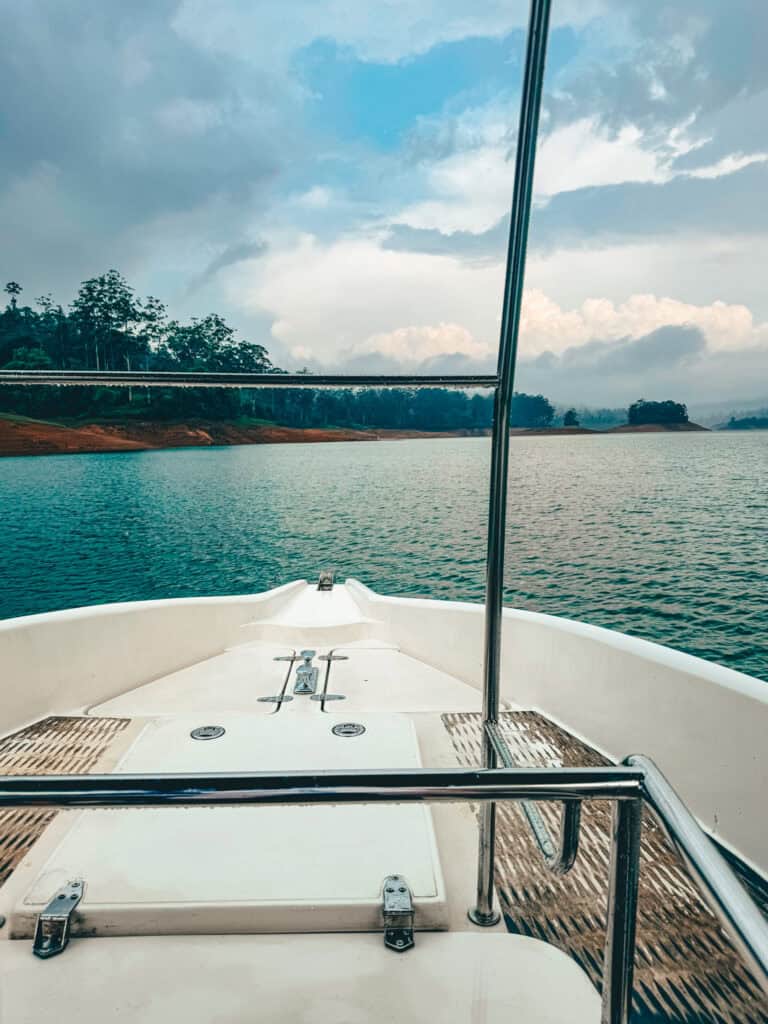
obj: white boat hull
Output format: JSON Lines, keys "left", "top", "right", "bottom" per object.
{"left": 1, "top": 579, "right": 765, "bottom": 873}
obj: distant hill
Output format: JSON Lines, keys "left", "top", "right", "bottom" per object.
{"left": 690, "top": 399, "right": 768, "bottom": 427}
{"left": 722, "top": 416, "right": 768, "bottom": 430}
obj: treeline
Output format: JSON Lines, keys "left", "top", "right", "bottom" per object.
{"left": 0, "top": 273, "right": 690, "bottom": 432}
{"left": 0, "top": 273, "right": 559, "bottom": 430}
{"left": 566, "top": 406, "right": 625, "bottom": 430}
{"left": 725, "top": 415, "right": 768, "bottom": 430}
{"left": 0, "top": 273, "right": 275, "bottom": 421}
{"left": 628, "top": 399, "right": 688, "bottom": 425}
{"left": 1, "top": 274, "right": 273, "bottom": 375}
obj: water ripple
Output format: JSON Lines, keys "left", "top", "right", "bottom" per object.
{"left": 1, "top": 431, "right": 766, "bottom": 681}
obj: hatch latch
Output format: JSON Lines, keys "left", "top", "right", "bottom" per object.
{"left": 382, "top": 875, "right": 414, "bottom": 952}
{"left": 33, "top": 879, "right": 85, "bottom": 959}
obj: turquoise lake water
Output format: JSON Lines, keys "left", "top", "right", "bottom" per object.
{"left": 1, "top": 432, "right": 766, "bottom": 681}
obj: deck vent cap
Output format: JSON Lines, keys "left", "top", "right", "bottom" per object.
{"left": 332, "top": 722, "right": 366, "bottom": 738}
{"left": 190, "top": 726, "right": 226, "bottom": 741}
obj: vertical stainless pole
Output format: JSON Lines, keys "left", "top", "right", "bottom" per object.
{"left": 602, "top": 799, "right": 643, "bottom": 1024}
{"left": 470, "top": 0, "right": 553, "bottom": 926}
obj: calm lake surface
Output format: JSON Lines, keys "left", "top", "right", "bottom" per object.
{"left": 1, "top": 432, "right": 766, "bottom": 681}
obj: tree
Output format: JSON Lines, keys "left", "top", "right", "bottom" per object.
{"left": 4, "top": 346, "right": 54, "bottom": 369}
{"left": 563, "top": 408, "right": 579, "bottom": 427}
{"left": 726, "top": 416, "right": 768, "bottom": 430}
{"left": 469, "top": 393, "right": 493, "bottom": 428}
{"left": 70, "top": 270, "right": 143, "bottom": 371}
{"left": 572, "top": 406, "right": 625, "bottom": 430}
{"left": 4, "top": 282, "right": 21, "bottom": 310}
{"left": 155, "top": 314, "right": 272, "bottom": 373}
{"left": 134, "top": 296, "right": 167, "bottom": 370}
{"left": 510, "top": 392, "right": 554, "bottom": 428}
{"left": 627, "top": 399, "right": 688, "bottom": 425}
{"left": 0, "top": 287, "right": 43, "bottom": 367}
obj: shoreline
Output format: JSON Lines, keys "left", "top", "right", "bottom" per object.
{"left": 0, "top": 417, "right": 491, "bottom": 457}
{"left": 0, "top": 415, "right": 708, "bottom": 457}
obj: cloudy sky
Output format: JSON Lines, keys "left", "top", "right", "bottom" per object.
{"left": 2, "top": 0, "right": 767, "bottom": 406}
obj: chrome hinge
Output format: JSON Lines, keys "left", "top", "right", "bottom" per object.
{"left": 382, "top": 875, "right": 414, "bottom": 952}
{"left": 33, "top": 879, "right": 84, "bottom": 959}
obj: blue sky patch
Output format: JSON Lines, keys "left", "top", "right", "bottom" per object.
{"left": 294, "top": 27, "right": 581, "bottom": 150}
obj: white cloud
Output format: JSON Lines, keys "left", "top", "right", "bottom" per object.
{"left": 394, "top": 115, "right": 679, "bottom": 235}
{"left": 232, "top": 233, "right": 503, "bottom": 365}
{"left": 519, "top": 289, "right": 768, "bottom": 357}
{"left": 224, "top": 229, "right": 768, "bottom": 376}
{"left": 687, "top": 152, "right": 768, "bottom": 180}
{"left": 354, "top": 322, "right": 491, "bottom": 363}
{"left": 154, "top": 98, "right": 223, "bottom": 137}
{"left": 119, "top": 37, "right": 153, "bottom": 87}
{"left": 535, "top": 118, "right": 664, "bottom": 194}
{"left": 525, "top": 234, "right": 768, "bottom": 322}
{"left": 395, "top": 147, "right": 512, "bottom": 233}
{"left": 173, "top": 0, "right": 606, "bottom": 70}
{"left": 296, "top": 186, "right": 334, "bottom": 209}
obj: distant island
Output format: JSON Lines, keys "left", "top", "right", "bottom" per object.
{"left": 723, "top": 415, "right": 768, "bottom": 430}
{"left": 0, "top": 270, "right": 747, "bottom": 458}
{"left": 605, "top": 399, "right": 707, "bottom": 432}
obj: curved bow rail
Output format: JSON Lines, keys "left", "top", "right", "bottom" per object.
{"left": 0, "top": 757, "right": 766, "bottom": 1024}
{"left": 485, "top": 720, "right": 581, "bottom": 875}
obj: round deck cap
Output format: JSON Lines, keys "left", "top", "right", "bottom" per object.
{"left": 190, "top": 726, "right": 226, "bottom": 741}
{"left": 332, "top": 722, "right": 366, "bottom": 738}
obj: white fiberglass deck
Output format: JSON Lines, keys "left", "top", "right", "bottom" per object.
{"left": 2, "top": 578, "right": 765, "bottom": 1023}
{"left": 0, "top": 933, "right": 600, "bottom": 1024}
{"left": 0, "top": 581, "right": 606, "bottom": 1022}
{"left": 90, "top": 641, "right": 484, "bottom": 717}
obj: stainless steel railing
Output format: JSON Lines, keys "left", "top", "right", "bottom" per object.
{"left": 629, "top": 755, "right": 768, "bottom": 995}
{"left": 485, "top": 720, "right": 581, "bottom": 875}
{"left": 0, "top": 370, "right": 498, "bottom": 390}
{"left": 1, "top": 758, "right": 766, "bottom": 1024}
{"left": 473, "top": 0, "right": 554, "bottom": 928}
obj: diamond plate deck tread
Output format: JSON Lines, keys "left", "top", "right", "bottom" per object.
{"left": 443, "top": 711, "right": 768, "bottom": 1024}
{"left": 0, "top": 716, "right": 130, "bottom": 888}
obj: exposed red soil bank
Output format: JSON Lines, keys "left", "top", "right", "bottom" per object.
{"left": 0, "top": 416, "right": 707, "bottom": 457}
{"left": 0, "top": 417, "right": 487, "bottom": 457}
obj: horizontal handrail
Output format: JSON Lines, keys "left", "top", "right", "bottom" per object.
{"left": 0, "top": 765, "right": 643, "bottom": 807}
{"left": 0, "top": 759, "right": 765, "bottom": 1015}
{"left": 628, "top": 755, "right": 768, "bottom": 993}
{"left": 486, "top": 721, "right": 581, "bottom": 874}
{"left": 0, "top": 370, "right": 499, "bottom": 390}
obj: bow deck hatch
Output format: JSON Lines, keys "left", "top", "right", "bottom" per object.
{"left": 11, "top": 714, "right": 447, "bottom": 940}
